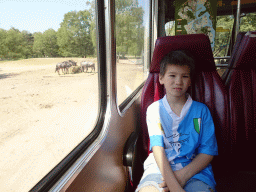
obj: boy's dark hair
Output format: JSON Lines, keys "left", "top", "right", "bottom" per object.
{"left": 160, "top": 50, "right": 195, "bottom": 79}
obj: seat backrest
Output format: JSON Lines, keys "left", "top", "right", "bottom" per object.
{"left": 222, "top": 32, "right": 246, "bottom": 85}
{"left": 228, "top": 31, "right": 256, "bottom": 172}
{"left": 140, "top": 34, "right": 229, "bottom": 175}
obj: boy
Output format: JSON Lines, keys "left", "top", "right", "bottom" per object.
{"left": 136, "top": 50, "right": 218, "bottom": 192}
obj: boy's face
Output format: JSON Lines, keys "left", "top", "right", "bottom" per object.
{"left": 159, "top": 64, "right": 191, "bottom": 98}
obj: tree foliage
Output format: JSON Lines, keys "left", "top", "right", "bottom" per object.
{"left": 165, "top": 21, "right": 176, "bottom": 36}
{"left": 116, "top": 0, "right": 144, "bottom": 58}
{"left": 21, "top": 30, "right": 34, "bottom": 59}
{"left": 43, "top": 29, "right": 59, "bottom": 57}
{"left": 240, "top": 13, "right": 256, "bottom": 32}
{"left": 214, "top": 15, "right": 234, "bottom": 57}
{"left": 33, "top": 29, "right": 59, "bottom": 57}
{"left": 0, "top": 29, "right": 8, "bottom": 59}
{"left": 0, "top": 28, "right": 33, "bottom": 60}
{"left": 0, "top": 9, "right": 95, "bottom": 60}
{"left": 57, "top": 10, "right": 94, "bottom": 57}
{"left": 214, "top": 13, "right": 256, "bottom": 57}
{"left": 33, "top": 32, "right": 44, "bottom": 57}
{"left": 86, "top": 1, "right": 97, "bottom": 56}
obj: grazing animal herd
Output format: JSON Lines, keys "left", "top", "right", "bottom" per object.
{"left": 80, "top": 61, "right": 95, "bottom": 72}
{"left": 55, "top": 60, "right": 95, "bottom": 75}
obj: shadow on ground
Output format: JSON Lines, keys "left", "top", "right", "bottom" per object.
{"left": 0, "top": 73, "right": 18, "bottom": 79}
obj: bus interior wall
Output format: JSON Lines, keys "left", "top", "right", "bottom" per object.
{"left": 65, "top": 95, "right": 142, "bottom": 191}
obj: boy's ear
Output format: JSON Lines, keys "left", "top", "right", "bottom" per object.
{"left": 159, "top": 75, "right": 163, "bottom": 85}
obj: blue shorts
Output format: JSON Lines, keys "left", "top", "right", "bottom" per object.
{"left": 135, "top": 174, "right": 215, "bottom": 192}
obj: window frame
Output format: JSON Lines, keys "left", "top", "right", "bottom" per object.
{"left": 30, "top": 0, "right": 108, "bottom": 191}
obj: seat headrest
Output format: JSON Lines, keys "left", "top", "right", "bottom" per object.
{"left": 150, "top": 34, "right": 216, "bottom": 73}
{"left": 234, "top": 31, "right": 256, "bottom": 70}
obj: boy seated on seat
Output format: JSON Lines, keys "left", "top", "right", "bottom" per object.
{"left": 136, "top": 50, "right": 218, "bottom": 192}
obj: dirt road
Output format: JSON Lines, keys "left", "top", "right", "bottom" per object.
{"left": 0, "top": 58, "right": 144, "bottom": 191}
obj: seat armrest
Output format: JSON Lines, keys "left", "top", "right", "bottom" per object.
{"left": 123, "top": 132, "right": 139, "bottom": 167}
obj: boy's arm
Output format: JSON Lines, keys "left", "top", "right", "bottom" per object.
{"left": 174, "top": 153, "right": 213, "bottom": 186}
{"left": 152, "top": 146, "right": 185, "bottom": 192}
{"left": 159, "top": 153, "right": 214, "bottom": 189}
{"left": 173, "top": 105, "right": 216, "bottom": 187}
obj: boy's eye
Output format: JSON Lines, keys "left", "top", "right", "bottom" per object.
{"left": 170, "top": 75, "right": 175, "bottom": 77}
{"left": 183, "top": 75, "right": 189, "bottom": 78}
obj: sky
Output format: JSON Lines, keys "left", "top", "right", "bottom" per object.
{"left": 0, "top": 0, "right": 91, "bottom": 33}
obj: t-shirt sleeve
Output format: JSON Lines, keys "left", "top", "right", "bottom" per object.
{"left": 146, "top": 103, "right": 165, "bottom": 151}
{"left": 197, "top": 105, "right": 218, "bottom": 156}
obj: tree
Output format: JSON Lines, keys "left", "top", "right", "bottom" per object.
{"left": 0, "top": 28, "right": 33, "bottom": 60}
{"left": 240, "top": 13, "right": 256, "bottom": 32}
{"left": 213, "top": 13, "right": 256, "bottom": 58}
{"left": 21, "top": 30, "right": 33, "bottom": 59}
{"left": 43, "top": 29, "right": 59, "bottom": 57}
{"left": 115, "top": 0, "right": 144, "bottom": 58}
{"left": 165, "top": 21, "right": 176, "bottom": 36}
{"left": 88, "top": 0, "right": 97, "bottom": 56}
{"left": 33, "top": 29, "right": 59, "bottom": 57}
{"left": 0, "top": 29, "right": 8, "bottom": 59}
{"left": 33, "top": 32, "right": 45, "bottom": 57}
{"left": 5, "top": 28, "right": 25, "bottom": 59}
{"left": 57, "top": 10, "right": 94, "bottom": 57}
{"left": 214, "top": 15, "right": 234, "bottom": 57}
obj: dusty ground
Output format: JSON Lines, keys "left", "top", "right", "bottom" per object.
{"left": 0, "top": 58, "right": 144, "bottom": 192}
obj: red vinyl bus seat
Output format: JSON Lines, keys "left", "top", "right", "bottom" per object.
{"left": 216, "top": 31, "right": 256, "bottom": 191}
{"left": 221, "top": 32, "right": 246, "bottom": 85}
{"left": 139, "top": 34, "right": 229, "bottom": 189}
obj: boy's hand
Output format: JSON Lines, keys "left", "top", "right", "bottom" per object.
{"left": 158, "top": 178, "right": 169, "bottom": 191}
{"left": 159, "top": 169, "right": 189, "bottom": 190}
{"left": 173, "top": 169, "right": 189, "bottom": 187}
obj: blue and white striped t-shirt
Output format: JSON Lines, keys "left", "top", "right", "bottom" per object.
{"left": 143, "top": 95, "right": 218, "bottom": 189}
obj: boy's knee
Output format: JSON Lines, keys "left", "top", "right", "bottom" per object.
{"left": 138, "top": 185, "right": 160, "bottom": 192}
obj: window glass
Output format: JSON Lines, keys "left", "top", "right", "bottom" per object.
{"left": 165, "top": 21, "right": 175, "bottom": 36}
{"left": 239, "top": 12, "right": 256, "bottom": 32}
{"left": 214, "top": 15, "right": 234, "bottom": 76}
{"left": 214, "top": 15, "right": 234, "bottom": 58}
{"left": 0, "top": 1, "right": 98, "bottom": 191}
{"left": 115, "top": 0, "right": 150, "bottom": 106}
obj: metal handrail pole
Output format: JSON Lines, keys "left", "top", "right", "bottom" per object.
{"left": 235, "top": 0, "right": 241, "bottom": 42}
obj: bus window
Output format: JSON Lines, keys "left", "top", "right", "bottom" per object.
{"left": 214, "top": 15, "right": 234, "bottom": 58}
{"left": 239, "top": 12, "right": 256, "bottom": 32}
{"left": 214, "top": 15, "right": 234, "bottom": 76}
{"left": 0, "top": 1, "right": 98, "bottom": 191}
{"left": 165, "top": 21, "right": 175, "bottom": 36}
{"left": 115, "top": 0, "right": 150, "bottom": 108}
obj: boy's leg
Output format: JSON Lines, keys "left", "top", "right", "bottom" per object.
{"left": 138, "top": 186, "right": 160, "bottom": 192}
{"left": 184, "top": 179, "right": 215, "bottom": 192}
{"left": 135, "top": 174, "right": 163, "bottom": 192}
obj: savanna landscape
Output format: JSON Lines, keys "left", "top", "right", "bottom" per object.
{"left": 0, "top": 57, "right": 144, "bottom": 192}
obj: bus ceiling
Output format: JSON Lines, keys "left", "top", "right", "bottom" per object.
{"left": 164, "top": 0, "right": 256, "bottom": 22}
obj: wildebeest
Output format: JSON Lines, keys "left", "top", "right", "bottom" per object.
{"left": 80, "top": 61, "right": 95, "bottom": 73}
{"left": 68, "top": 60, "right": 77, "bottom": 66}
{"left": 55, "top": 61, "right": 72, "bottom": 75}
